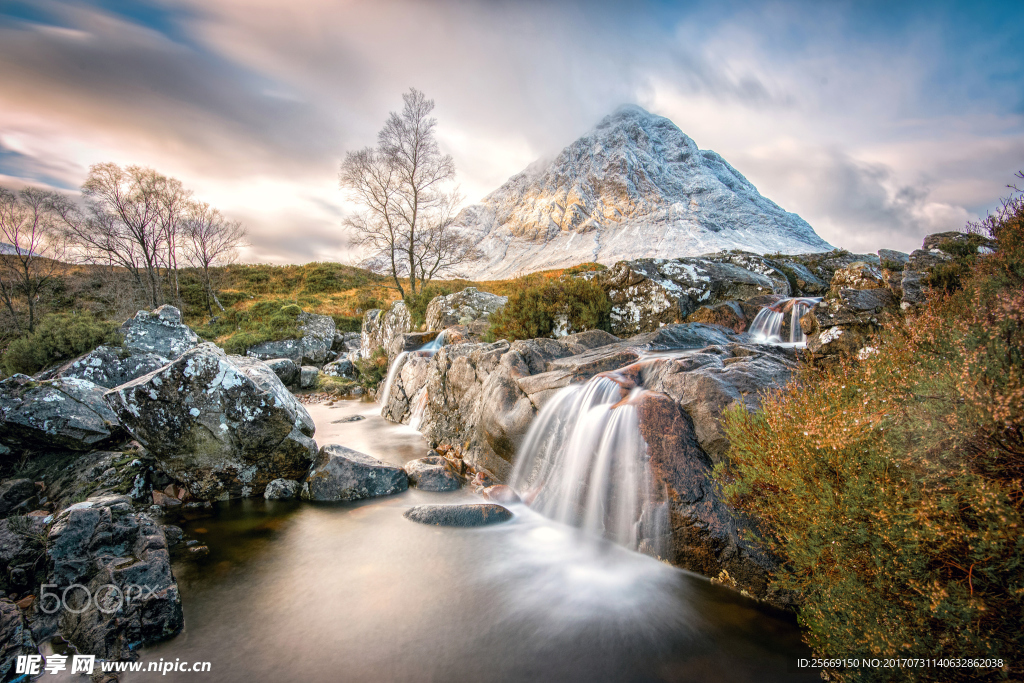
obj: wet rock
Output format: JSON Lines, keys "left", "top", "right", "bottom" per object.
{"left": 482, "top": 485, "right": 521, "bottom": 505}
{"left": 404, "top": 456, "right": 461, "bottom": 492}
{"left": 264, "top": 478, "right": 300, "bottom": 500}
{"left": 0, "top": 479, "right": 36, "bottom": 518}
{"left": 40, "top": 345, "right": 169, "bottom": 389}
{"left": 1, "top": 598, "right": 36, "bottom": 683}
{"left": 301, "top": 445, "right": 407, "bottom": 502}
{"left": 330, "top": 415, "right": 366, "bottom": 424}
{"left": 631, "top": 391, "right": 775, "bottom": 601}
{"left": 387, "top": 332, "right": 441, "bottom": 361}
{"left": 300, "top": 366, "right": 319, "bottom": 390}
{"left": 265, "top": 358, "right": 299, "bottom": 389}
{"left": 248, "top": 312, "right": 337, "bottom": 366}
{"left": 0, "top": 375, "right": 123, "bottom": 453}
{"left": 120, "top": 305, "right": 199, "bottom": 360}
{"left": 321, "top": 358, "right": 355, "bottom": 379}
{"left": 403, "top": 503, "right": 512, "bottom": 527}
{"left": 151, "top": 491, "right": 181, "bottom": 507}
{"left": 361, "top": 300, "right": 411, "bottom": 359}
{"left": 161, "top": 525, "right": 183, "bottom": 546}
{"left": 188, "top": 545, "right": 209, "bottom": 556}
{"left": 425, "top": 287, "right": 507, "bottom": 332}
{"left": 105, "top": 344, "right": 317, "bottom": 500}
{"left": 685, "top": 301, "right": 747, "bottom": 332}
{"left": 593, "top": 253, "right": 792, "bottom": 336}
{"left": 45, "top": 493, "right": 183, "bottom": 660}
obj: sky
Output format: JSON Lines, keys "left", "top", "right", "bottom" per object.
{"left": 0, "top": 0, "right": 1022, "bottom": 263}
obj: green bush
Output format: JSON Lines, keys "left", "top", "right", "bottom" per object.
{"left": 715, "top": 185, "right": 1024, "bottom": 682}
{"left": 194, "top": 300, "right": 304, "bottom": 355}
{"left": 405, "top": 283, "right": 460, "bottom": 328}
{"left": 354, "top": 346, "right": 389, "bottom": 391}
{"left": 331, "top": 315, "right": 362, "bottom": 333}
{"left": 487, "top": 277, "right": 611, "bottom": 342}
{"left": 2, "top": 313, "right": 121, "bottom": 376}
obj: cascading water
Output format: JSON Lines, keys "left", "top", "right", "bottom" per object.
{"left": 510, "top": 375, "right": 667, "bottom": 556}
{"left": 378, "top": 330, "right": 446, "bottom": 420}
{"left": 748, "top": 297, "right": 821, "bottom": 345}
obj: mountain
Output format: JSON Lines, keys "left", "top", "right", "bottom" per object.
{"left": 455, "top": 105, "right": 833, "bottom": 280}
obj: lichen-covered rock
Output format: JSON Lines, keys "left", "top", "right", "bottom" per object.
{"left": 404, "top": 456, "right": 461, "bottom": 492}
{"left": 44, "top": 493, "right": 183, "bottom": 660}
{"left": 120, "top": 305, "right": 199, "bottom": 360}
{"left": 300, "top": 366, "right": 319, "bottom": 390}
{"left": 265, "top": 357, "right": 299, "bottom": 389}
{"left": 594, "top": 253, "right": 791, "bottom": 336}
{"left": 425, "top": 287, "right": 507, "bottom": 332}
{"left": 321, "top": 358, "right": 355, "bottom": 380}
{"left": 264, "top": 478, "right": 300, "bottom": 500}
{"left": 104, "top": 344, "right": 316, "bottom": 500}
{"left": 829, "top": 261, "right": 887, "bottom": 291}
{"left": 0, "top": 376, "right": 123, "bottom": 453}
{"left": 301, "top": 444, "right": 407, "bottom": 502}
{"left": 0, "top": 479, "right": 36, "bottom": 518}
{"left": 360, "top": 300, "right": 412, "bottom": 359}
{"left": 41, "top": 345, "right": 168, "bottom": 389}
{"left": 403, "top": 503, "right": 512, "bottom": 527}
{"left": 684, "top": 300, "right": 747, "bottom": 332}
{"left": 248, "top": 312, "right": 337, "bottom": 366}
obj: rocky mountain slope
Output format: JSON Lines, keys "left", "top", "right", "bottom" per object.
{"left": 457, "top": 105, "right": 833, "bottom": 279}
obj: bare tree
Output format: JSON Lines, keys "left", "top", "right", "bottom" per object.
{"left": 0, "top": 187, "right": 68, "bottom": 333}
{"left": 57, "top": 163, "right": 168, "bottom": 308}
{"left": 340, "top": 88, "right": 479, "bottom": 298}
{"left": 156, "top": 176, "right": 192, "bottom": 306}
{"left": 182, "top": 201, "right": 246, "bottom": 315}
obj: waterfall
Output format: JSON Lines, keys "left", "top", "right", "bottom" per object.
{"left": 510, "top": 375, "right": 667, "bottom": 556}
{"left": 419, "top": 329, "right": 446, "bottom": 352}
{"left": 748, "top": 297, "right": 821, "bottom": 345}
{"left": 378, "top": 331, "right": 445, "bottom": 418}
{"left": 377, "top": 351, "right": 409, "bottom": 408}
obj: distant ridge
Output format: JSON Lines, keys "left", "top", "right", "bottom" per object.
{"left": 456, "top": 105, "right": 832, "bottom": 279}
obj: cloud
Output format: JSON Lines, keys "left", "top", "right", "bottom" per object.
{"left": 0, "top": 0, "right": 1021, "bottom": 265}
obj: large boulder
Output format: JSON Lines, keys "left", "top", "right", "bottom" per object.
{"left": 593, "top": 253, "right": 792, "bottom": 336}
{"left": 265, "top": 357, "right": 300, "bottom": 389}
{"left": 104, "top": 344, "right": 317, "bottom": 500}
{"left": 44, "top": 493, "right": 183, "bottom": 660}
{"left": 425, "top": 287, "right": 507, "bottom": 332}
{"left": 801, "top": 261, "right": 897, "bottom": 360}
{"left": 120, "top": 305, "right": 199, "bottom": 360}
{"left": 0, "top": 376, "right": 123, "bottom": 453}
{"left": 321, "top": 358, "right": 356, "bottom": 380}
{"left": 301, "top": 444, "right": 407, "bottom": 502}
{"left": 248, "top": 312, "right": 337, "bottom": 366}
{"left": 40, "top": 345, "right": 168, "bottom": 389}
{"left": 360, "top": 300, "right": 412, "bottom": 359}
{"left": 404, "top": 456, "right": 462, "bottom": 492}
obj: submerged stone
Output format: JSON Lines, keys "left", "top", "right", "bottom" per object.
{"left": 403, "top": 503, "right": 512, "bottom": 527}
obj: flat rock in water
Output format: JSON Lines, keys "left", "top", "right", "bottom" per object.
{"left": 302, "top": 444, "right": 407, "bottom": 502}
{"left": 331, "top": 415, "right": 366, "bottom": 423}
{"left": 403, "top": 503, "right": 512, "bottom": 527}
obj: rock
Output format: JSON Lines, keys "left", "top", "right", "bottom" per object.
{"left": 120, "top": 305, "right": 199, "bottom": 360}
{"left": 828, "top": 261, "right": 887, "bottom": 291}
{"left": 45, "top": 493, "right": 183, "bottom": 660}
{"left": 425, "top": 288, "right": 507, "bottom": 332}
{"left": 482, "top": 485, "right": 521, "bottom": 504}
{"left": 878, "top": 249, "right": 909, "bottom": 268}
{"left": 264, "top": 478, "right": 300, "bottom": 500}
{"left": 321, "top": 358, "right": 356, "bottom": 379}
{"left": 162, "top": 525, "right": 183, "bottom": 546}
{"left": 300, "top": 366, "right": 319, "bottom": 390}
{"left": 403, "top": 503, "right": 513, "bottom": 527}
{"left": 265, "top": 358, "right": 299, "bottom": 389}
{"left": 403, "top": 456, "right": 461, "bottom": 492}
{"left": 301, "top": 444, "right": 407, "bottom": 502}
{"left": 40, "top": 345, "right": 169, "bottom": 389}
{"left": 151, "top": 490, "right": 181, "bottom": 507}
{"left": 360, "top": 300, "right": 411, "bottom": 359}
{"left": 386, "top": 332, "right": 441, "bottom": 361}
{"left": 772, "top": 259, "right": 829, "bottom": 295}
{"left": 684, "top": 301, "right": 747, "bottom": 332}
{"left": 247, "top": 312, "right": 337, "bottom": 366}
{"left": 331, "top": 415, "right": 366, "bottom": 424}
{"left": 594, "top": 252, "right": 792, "bottom": 336}
{"left": 0, "top": 376, "right": 123, "bottom": 453}
{"left": 0, "top": 479, "right": 36, "bottom": 518}
{"left": 0, "top": 514, "right": 48, "bottom": 595}
{"left": 1, "top": 598, "right": 36, "bottom": 683}
{"left": 105, "top": 344, "right": 317, "bottom": 500}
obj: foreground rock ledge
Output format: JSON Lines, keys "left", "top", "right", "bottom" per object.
{"left": 403, "top": 503, "right": 513, "bottom": 527}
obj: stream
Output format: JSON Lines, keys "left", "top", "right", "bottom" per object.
{"left": 127, "top": 398, "right": 816, "bottom": 682}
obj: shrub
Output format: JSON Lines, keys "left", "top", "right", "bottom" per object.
{"left": 2, "top": 312, "right": 121, "bottom": 376}
{"left": 715, "top": 181, "right": 1024, "bottom": 682}
{"left": 405, "top": 283, "right": 461, "bottom": 328}
{"left": 194, "top": 300, "right": 304, "bottom": 355}
{"left": 332, "top": 315, "right": 362, "bottom": 333}
{"left": 563, "top": 262, "right": 607, "bottom": 276}
{"left": 487, "top": 277, "right": 611, "bottom": 342}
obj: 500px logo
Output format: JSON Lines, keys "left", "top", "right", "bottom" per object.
{"left": 38, "top": 583, "right": 158, "bottom": 614}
